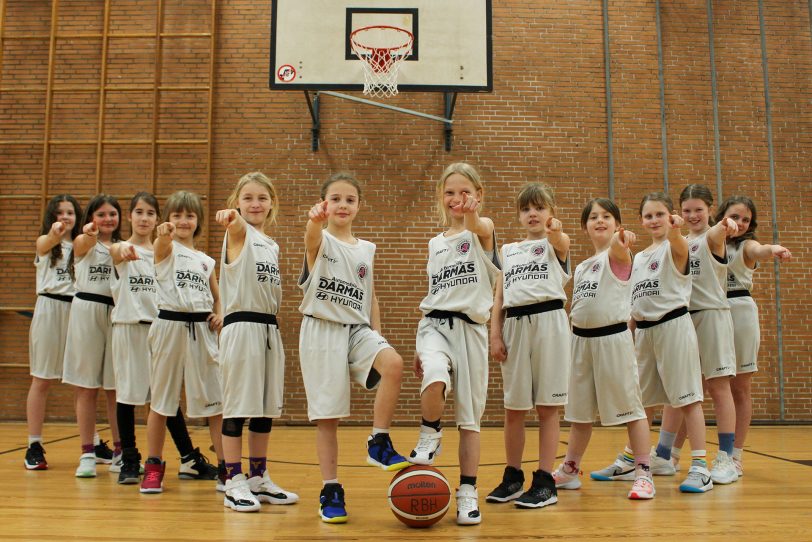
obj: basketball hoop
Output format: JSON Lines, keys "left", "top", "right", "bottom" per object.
{"left": 350, "top": 25, "right": 414, "bottom": 98}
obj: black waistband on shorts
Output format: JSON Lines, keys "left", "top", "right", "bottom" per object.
{"left": 635, "top": 306, "right": 688, "bottom": 329}
{"left": 40, "top": 293, "right": 73, "bottom": 303}
{"left": 426, "top": 310, "right": 477, "bottom": 325}
{"left": 572, "top": 322, "right": 628, "bottom": 338}
{"left": 505, "top": 299, "right": 564, "bottom": 319}
{"left": 727, "top": 290, "right": 751, "bottom": 299}
{"left": 75, "top": 292, "right": 114, "bottom": 306}
{"left": 158, "top": 310, "right": 209, "bottom": 323}
{"left": 223, "top": 311, "right": 278, "bottom": 327}
{"left": 138, "top": 320, "right": 152, "bottom": 325}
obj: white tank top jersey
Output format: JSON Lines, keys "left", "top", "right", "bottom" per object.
{"left": 220, "top": 225, "right": 282, "bottom": 315}
{"left": 35, "top": 241, "right": 75, "bottom": 296}
{"left": 726, "top": 242, "right": 755, "bottom": 292}
{"left": 73, "top": 241, "right": 114, "bottom": 295}
{"left": 298, "top": 230, "right": 375, "bottom": 325}
{"left": 500, "top": 238, "right": 570, "bottom": 308}
{"left": 111, "top": 245, "right": 158, "bottom": 324}
{"left": 418, "top": 229, "right": 501, "bottom": 324}
{"left": 687, "top": 231, "right": 728, "bottom": 310}
{"left": 630, "top": 240, "right": 692, "bottom": 321}
{"left": 570, "top": 249, "right": 631, "bottom": 328}
{"left": 155, "top": 241, "right": 215, "bottom": 312}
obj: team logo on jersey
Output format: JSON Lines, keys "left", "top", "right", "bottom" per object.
{"left": 531, "top": 243, "right": 545, "bottom": 257}
{"left": 356, "top": 263, "right": 368, "bottom": 280}
{"left": 649, "top": 260, "right": 660, "bottom": 272}
{"left": 201, "top": 262, "right": 208, "bottom": 272}
{"left": 591, "top": 261, "right": 601, "bottom": 273}
{"left": 690, "top": 243, "right": 699, "bottom": 253}
{"left": 456, "top": 239, "right": 471, "bottom": 256}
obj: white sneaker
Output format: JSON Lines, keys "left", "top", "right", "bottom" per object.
{"left": 628, "top": 475, "right": 656, "bottom": 500}
{"left": 732, "top": 456, "right": 743, "bottom": 477}
{"left": 248, "top": 471, "right": 299, "bottom": 505}
{"left": 650, "top": 447, "right": 676, "bottom": 476}
{"left": 223, "top": 474, "right": 261, "bottom": 512}
{"left": 710, "top": 452, "right": 739, "bottom": 484}
{"left": 589, "top": 454, "right": 636, "bottom": 481}
{"left": 679, "top": 463, "right": 713, "bottom": 493}
{"left": 456, "top": 484, "right": 481, "bottom": 525}
{"left": 75, "top": 453, "right": 97, "bottom": 478}
{"left": 553, "top": 463, "right": 582, "bottom": 490}
{"left": 409, "top": 430, "right": 442, "bottom": 465}
{"left": 109, "top": 451, "right": 123, "bottom": 473}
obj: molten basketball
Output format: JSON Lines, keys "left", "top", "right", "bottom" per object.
{"left": 388, "top": 465, "right": 451, "bottom": 528}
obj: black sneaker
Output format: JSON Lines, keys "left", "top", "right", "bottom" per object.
{"left": 118, "top": 448, "right": 142, "bottom": 485}
{"left": 486, "top": 466, "right": 524, "bottom": 503}
{"left": 94, "top": 439, "right": 114, "bottom": 464}
{"left": 178, "top": 447, "right": 218, "bottom": 480}
{"left": 515, "top": 470, "right": 558, "bottom": 509}
{"left": 24, "top": 442, "right": 48, "bottom": 470}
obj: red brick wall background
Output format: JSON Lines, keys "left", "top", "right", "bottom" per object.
{"left": 1, "top": 0, "right": 810, "bottom": 425}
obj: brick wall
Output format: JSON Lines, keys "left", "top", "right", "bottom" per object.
{"left": 1, "top": 0, "right": 810, "bottom": 425}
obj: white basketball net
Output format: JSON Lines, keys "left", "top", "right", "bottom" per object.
{"left": 350, "top": 25, "right": 414, "bottom": 99}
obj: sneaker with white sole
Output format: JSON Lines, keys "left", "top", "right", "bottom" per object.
{"left": 514, "top": 470, "right": 558, "bottom": 509}
{"left": 628, "top": 475, "right": 656, "bottom": 499}
{"left": 679, "top": 463, "right": 713, "bottom": 493}
{"left": 650, "top": 447, "right": 676, "bottom": 476}
{"left": 486, "top": 466, "right": 524, "bottom": 503}
{"left": 24, "top": 442, "right": 48, "bottom": 471}
{"left": 224, "top": 474, "right": 261, "bottom": 512}
{"left": 140, "top": 458, "right": 165, "bottom": 493}
{"left": 409, "top": 430, "right": 442, "bottom": 466}
{"left": 248, "top": 471, "right": 299, "bottom": 505}
{"left": 710, "top": 451, "right": 738, "bottom": 484}
{"left": 732, "top": 456, "right": 743, "bottom": 477}
{"left": 456, "top": 484, "right": 481, "bottom": 525}
{"left": 553, "top": 462, "right": 582, "bottom": 490}
{"left": 109, "top": 451, "right": 123, "bottom": 473}
{"left": 179, "top": 448, "right": 218, "bottom": 480}
{"left": 117, "top": 448, "right": 142, "bottom": 485}
{"left": 94, "top": 440, "right": 114, "bottom": 465}
{"left": 366, "top": 433, "right": 410, "bottom": 471}
{"left": 590, "top": 454, "right": 635, "bottom": 481}
{"left": 75, "top": 453, "right": 97, "bottom": 478}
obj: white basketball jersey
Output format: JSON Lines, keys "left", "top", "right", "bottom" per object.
{"left": 571, "top": 249, "right": 631, "bottom": 328}
{"left": 418, "top": 230, "right": 500, "bottom": 324}
{"left": 35, "top": 241, "right": 75, "bottom": 296}
{"left": 726, "top": 242, "right": 754, "bottom": 292}
{"left": 220, "top": 225, "right": 282, "bottom": 315}
{"left": 630, "top": 240, "right": 692, "bottom": 321}
{"left": 111, "top": 245, "right": 158, "bottom": 323}
{"left": 74, "top": 241, "right": 113, "bottom": 295}
{"left": 687, "top": 232, "right": 728, "bottom": 310}
{"left": 500, "top": 238, "right": 570, "bottom": 308}
{"left": 155, "top": 241, "right": 215, "bottom": 312}
{"left": 298, "top": 230, "right": 374, "bottom": 325}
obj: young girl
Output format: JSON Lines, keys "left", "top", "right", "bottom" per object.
{"left": 111, "top": 193, "right": 218, "bottom": 485}
{"left": 410, "top": 162, "right": 500, "bottom": 525}
{"left": 664, "top": 185, "right": 740, "bottom": 485}
{"left": 216, "top": 172, "right": 298, "bottom": 512}
{"left": 552, "top": 198, "right": 654, "bottom": 500}
{"left": 25, "top": 195, "right": 82, "bottom": 470}
{"left": 141, "top": 191, "right": 224, "bottom": 494}
{"left": 594, "top": 193, "right": 711, "bottom": 493}
{"left": 715, "top": 195, "right": 791, "bottom": 476}
{"left": 486, "top": 183, "right": 570, "bottom": 509}
{"left": 299, "top": 172, "right": 408, "bottom": 524}
{"left": 62, "top": 194, "right": 122, "bottom": 477}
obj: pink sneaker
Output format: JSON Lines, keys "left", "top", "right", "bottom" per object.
{"left": 140, "top": 459, "right": 165, "bottom": 494}
{"left": 628, "top": 475, "right": 655, "bottom": 500}
{"left": 553, "top": 463, "right": 582, "bottom": 490}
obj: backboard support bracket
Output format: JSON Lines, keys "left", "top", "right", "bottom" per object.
{"left": 305, "top": 91, "right": 457, "bottom": 151}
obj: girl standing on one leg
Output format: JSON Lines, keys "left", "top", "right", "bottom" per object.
{"left": 25, "top": 195, "right": 82, "bottom": 470}
{"left": 410, "top": 162, "right": 500, "bottom": 525}
{"left": 486, "top": 182, "right": 570, "bottom": 509}
{"left": 216, "top": 172, "right": 298, "bottom": 512}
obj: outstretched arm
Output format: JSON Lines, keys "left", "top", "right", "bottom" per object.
{"left": 153, "top": 222, "right": 175, "bottom": 264}
{"left": 459, "top": 192, "right": 495, "bottom": 251}
{"left": 706, "top": 217, "right": 737, "bottom": 259}
{"left": 742, "top": 239, "right": 792, "bottom": 268}
{"left": 215, "top": 208, "right": 248, "bottom": 263}
{"left": 304, "top": 200, "right": 328, "bottom": 271}
{"left": 667, "top": 213, "right": 689, "bottom": 274}
{"left": 110, "top": 241, "right": 139, "bottom": 265}
{"left": 36, "top": 221, "right": 67, "bottom": 257}
{"left": 73, "top": 222, "right": 101, "bottom": 259}
{"left": 545, "top": 216, "right": 570, "bottom": 262}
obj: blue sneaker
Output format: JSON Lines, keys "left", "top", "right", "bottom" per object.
{"left": 319, "top": 483, "right": 348, "bottom": 523}
{"left": 366, "top": 433, "right": 410, "bottom": 471}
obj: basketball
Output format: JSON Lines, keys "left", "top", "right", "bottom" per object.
{"left": 388, "top": 466, "right": 451, "bottom": 528}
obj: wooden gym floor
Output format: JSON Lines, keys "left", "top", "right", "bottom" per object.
{"left": 2, "top": 423, "right": 811, "bottom": 541}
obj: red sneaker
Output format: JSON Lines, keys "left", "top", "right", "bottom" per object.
{"left": 140, "top": 459, "right": 165, "bottom": 494}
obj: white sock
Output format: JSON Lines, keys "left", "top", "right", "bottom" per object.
{"left": 323, "top": 479, "right": 339, "bottom": 486}
{"left": 732, "top": 447, "right": 743, "bottom": 460}
{"left": 371, "top": 427, "right": 389, "bottom": 436}
{"left": 28, "top": 436, "right": 42, "bottom": 447}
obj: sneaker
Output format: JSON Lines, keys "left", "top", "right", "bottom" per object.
{"left": 409, "top": 430, "right": 442, "bottom": 466}
{"left": 179, "top": 448, "right": 218, "bottom": 480}
{"left": 553, "top": 463, "right": 582, "bottom": 490}
{"left": 109, "top": 451, "right": 123, "bottom": 473}
{"left": 486, "top": 466, "right": 524, "bottom": 503}
{"left": 140, "top": 458, "right": 165, "bottom": 493}
{"left": 515, "top": 470, "right": 558, "bottom": 509}
{"left": 118, "top": 449, "right": 142, "bottom": 485}
{"left": 590, "top": 454, "right": 635, "bottom": 481}
{"left": 366, "top": 433, "right": 410, "bottom": 471}
{"left": 732, "top": 456, "right": 743, "bottom": 477}
{"left": 679, "top": 463, "right": 713, "bottom": 493}
{"left": 216, "top": 463, "right": 227, "bottom": 492}
{"left": 24, "top": 442, "right": 48, "bottom": 470}
{"left": 224, "top": 474, "right": 261, "bottom": 512}
{"left": 75, "top": 453, "right": 97, "bottom": 478}
{"left": 650, "top": 447, "right": 676, "bottom": 476}
{"left": 319, "top": 483, "right": 348, "bottom": 523}
{"left": 672, "top": 456, "right": 681, "bottom": 472}
{"left": 248, "top": 471, "right": 299, "bottom": 505}
{"left": 456, "top": 484, "right": 481, "bottom": 525}
{"left": 710, "top": 451, "right": 738, "bottom": 485}
{"left": 94, "top": 440, "right": 114, "bottom": 465}
{"left": 628, "top": 475, "right": 656, "bottom": 500}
